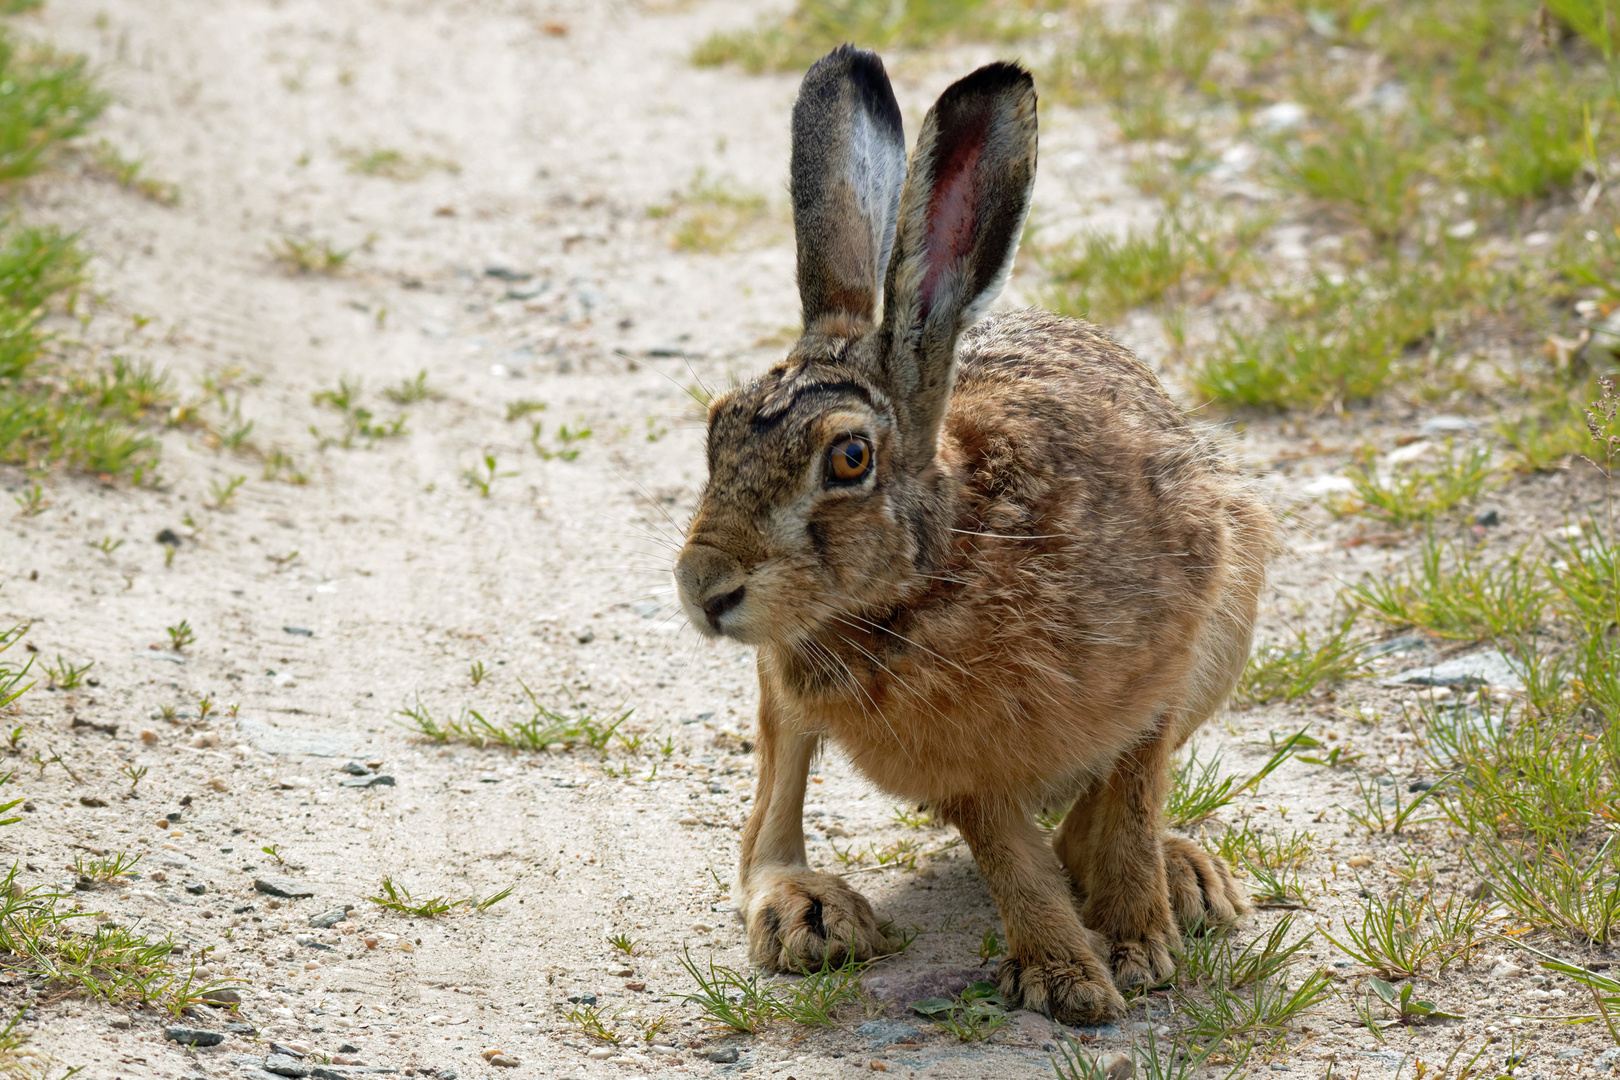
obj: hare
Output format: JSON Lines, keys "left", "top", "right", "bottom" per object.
{"left": 673, "top": 46, "right": 1277, "bottom": 1025}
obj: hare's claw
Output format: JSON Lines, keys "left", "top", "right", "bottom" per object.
{"left": 996, "top": 955, "right": 1124, "bottom": 1026}
{"left": 1163, "top": 835, "right": 1250, "bottom": 933}
{"left": 744, "top": 869, "right": 886, "bottom": 972}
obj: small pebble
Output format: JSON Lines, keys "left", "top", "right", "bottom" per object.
{"left": 707, "top": 1047, "right": 739, "bottom": 1063}
{"left": 164, "top": 1026, "right": 224, "bottom": 1047}
{"left": 587, "top": 1048, "right": 613, "bottom": 1060}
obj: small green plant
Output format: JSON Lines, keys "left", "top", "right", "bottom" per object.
{"left": 72, "top": 850, "right": 142, "bottom": 883}
{"left": 261, "top": 844, "right": 285, "bottom": 866}
{"left": 44, "top": 655, "right": 92, "bottom": 690}
{"left": 368, "top": 877, "right": 455, "bottom": 918}
{"left": 911, "top": 980, "right": 1009, "bottom": 1042}
{"left": 90, "top": 535, "right": 122, "bottom": 558}
{"left": 977, "top": 927, "right": 1003, "bottom": 965}
{"left": 891, "top": 805, "right": 932, "bottom": 829}
{"left": 1236, "top": 616, "right": 1373, "bottom": 705}
{"left": 119, "top": 762, "right": 147, "bottom": 793}
{"left": 565, "top": 1001, "right": 623, "bottom": 1044}
{"left": 462, "top": 452, "right": 516, "bottom": 497}
{"left": 653, "top": 168, "right": 772, "bottom": 254}
{"left": 383, "top": 369, "right": 437, "bottom": 405}
{"left": 269, "top": 235, "right": 350, "bottom": 275}
{"left": 87, "top": 139, "right": 179, "bottom": 205}
{"left": 468, "top": 661, "right": 487, "bottom": 687}
{"left": 1340, "top": 771, "right": 1446, "bottom": 835}
{"left": 166, "top": 620, "right": 195, "bottom": 651}
{"left": 1361, "top": 976, "right": 1463, "bottom": 1028}
{"left": 206, "top": 474, "right": 245, "bottom": 510}
{"left": 0, "top": 623, "right": 35, "bottom": 710}
{"left": 1166, "top": 729, "right": 1307, "bottom": 827}
{"left": 607, "top": 932, "right": 640, "bottom": 956}
{"left": 504, "top": 398, "right": 546, "bottom": 422}
{"left": 0, "top": 771, "right": 22, "bottom": 827}
{"left": 12, "top": 484, "right": 46, "bottom": 516}
{"left": 1348, "top": 534, "right": 1551, "bottom": 642}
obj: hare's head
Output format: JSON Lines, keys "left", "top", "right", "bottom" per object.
{"left": 675, "top": 47, "right": 1037, "bottom": 645}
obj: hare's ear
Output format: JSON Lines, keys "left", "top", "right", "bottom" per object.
{"left": 879, "top": 62, "right": 1036, "bottom": 470}
{"left": 790, "top": 46, "right": 906, "bottom": 329}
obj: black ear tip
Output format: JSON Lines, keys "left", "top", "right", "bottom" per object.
{"left": 802, "top": 45, "right": 902, "bottom": 135}
{"left": 952, "top": 60, "right": 1036, "bottom": 100}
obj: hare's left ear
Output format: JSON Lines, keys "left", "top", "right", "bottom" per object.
{"left": 790, "top": 46, "right": 907, "bottom": 330}
{"left": 879, "top": 62, "right": 1037, "bottom": 471}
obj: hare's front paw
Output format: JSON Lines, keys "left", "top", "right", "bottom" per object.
{"left": 995, "top": 955, "right": 1124, "bottom": 1025}
{"left": 1163, "top": 835, "right": 1250, "bottom": 932}
{"left": 744, "top": 869, "right": 887, "bottom": 971}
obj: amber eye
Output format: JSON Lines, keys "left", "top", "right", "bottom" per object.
{"left": 826, "top": 437, "right": 872, "bottom": 484}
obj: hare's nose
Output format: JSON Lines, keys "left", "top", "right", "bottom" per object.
{"left": 701, "top": 585, "right": 746, "bottom": 623}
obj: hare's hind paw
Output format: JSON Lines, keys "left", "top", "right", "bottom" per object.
{"left": 745, "top": 870, "right": 887, "bottom": 972}
{"left": 1163, "top": 835, "right": 1251, "bottom": 932}
{"left": 1107, "top": 934, "right": 1176, "bottom": 991}
{"left": 996, "top": 956, "right": 1124, "bottom": 1025}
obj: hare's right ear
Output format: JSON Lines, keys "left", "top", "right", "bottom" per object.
{"left": 790, "top": 46, "right": 906, "bottom": 330}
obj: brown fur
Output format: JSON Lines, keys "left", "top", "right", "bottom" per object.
{"left": 675, "top": 52, "right": 1277, "bottom": 1025}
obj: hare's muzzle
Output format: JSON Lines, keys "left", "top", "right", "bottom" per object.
{"left": 675, "top": 542, "right": 751, "bottom": 640}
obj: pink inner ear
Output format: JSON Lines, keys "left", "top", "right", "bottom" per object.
{"left": 917, "top": 133, "right": 982, "bottom": 319}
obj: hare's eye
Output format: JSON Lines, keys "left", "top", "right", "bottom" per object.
{"left": 826, "top": 437, "right": 872, "bottom": 485}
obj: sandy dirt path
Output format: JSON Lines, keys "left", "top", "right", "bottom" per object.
{"left": 2, "top": 2, "right": 1614, "bottom": 1079}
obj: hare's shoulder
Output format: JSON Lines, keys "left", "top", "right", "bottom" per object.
{"left": 950, "top": 308, "right": 1218, "bottom": 476}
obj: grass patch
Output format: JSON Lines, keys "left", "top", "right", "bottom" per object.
{"left": 1348, "top": 533, "right": 1551, "bottom": 642}
{"left": 342, "top": 146, "right": 459, "bottom": 180}
{"left": 0, "top": 26, "right": 106, "bottom": 184}
{"left": 85, "top": 139, "right": 179, "bottom": 205}
{"left": 270, "top": 235, "right": 350, "bottom": 275}
{"left": 649, "top": 169, "right": 773, "bottom": 255}
{"left": 910, "top": 980, "right": 1008, "bottom": 1042}
{"left": 1335, "top": 443, "right": 1498, "bottom": 528}
{"left": 678, "top": 948, "right": 869, "bottom": 1033}
{"left": 1236, "top": 616, "right": 1373, "bottom": 705}
{"left": 1321, "top": 887, "right": 1486, "bottom": 978}
{"left": 309, "top": 376, "right": 407, "bottom": 449}
{"left": 0, "top": 622, "right": 33, "bottom": 711}
{"left": 691, "top": 0, "right": 1034, "bottom": 74}
{"left": 367, "top": 876, "right": 511, "bottom": 917}
{"left": 1166, "top": 730, "right": 1306, "bottom": 827}
{"left": 398, "top": 686, "right": 631, "bottom": 754}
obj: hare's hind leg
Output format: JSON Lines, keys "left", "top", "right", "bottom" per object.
{"left": 1053, "top": 728, "right": 1182, "bottom": 989}
{"left": 738, "top": 671, "right": 888, "bottom": 972}
{"left": 939, "top": 797, "right": 1124, "bottom": 1024}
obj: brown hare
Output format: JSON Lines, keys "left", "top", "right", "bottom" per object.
{"left": 673, "top": 46, "right": 1277, "bottom": 1025}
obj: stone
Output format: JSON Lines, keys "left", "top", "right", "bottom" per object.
{"left": 309, "top": 1068, "right": 397, "bottom": 1079}
{"left": 863, "top": 967, "right": 981, "bottom": 1005}
{"left": 163, "top": 1026, "right": 223, "bottom": 1046}
{"left": 1474, "top": 508, "right": 1501, "bottom": 527}
{"left": 200, "top": 988, "right": 242, "bottom": 1004}
{"left": 855, "top": 1020, "right": 922, "bottom": 1049}
{"left": 586, "top": 1048, "right": 613, "bottom": 1060}
{"left": 309, "top": 907, "right": 353, "bottom": 928}
{"left": 224, "top": 1021, "right": 258, "bottom": 1034}
{"left": 340, "top": 762, "right": 370, "bottom": 775}
{"left": 339, "top": 775, "right": 395, "bottom": 788}
{"left": 256, "top": 876, "right": 315, "bottom": 899}
{"left": 487, "top": 1057, "right": 520, "bottom": 1069}
{"left": 265, "top": 1054, "right": 313, "bottom": 1078}
{"left": 185, "top": 882, "right": 207, "bottom": 895}
{"left": 566, "top": 992, "right": 597, "bottom": 1006}
{"left": 1381, "top": 649, "right": 1524, "bottom": 692}
{"left": 270, "top": 1042, "right": 307, "bottom": 1058}
{"left": 1419, "top": 414, "right": 1476, "bottom": 435}
{"left": 707, "top": 1047, "right": 740, "bottom": 1063}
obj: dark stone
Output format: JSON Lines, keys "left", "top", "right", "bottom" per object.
{"left": 338, "top": 1044, "right": 359, "bottom": 1053}
{"left": 270, "top": 1042, "right": 307, "bottom": 1058}
{"left": 310, "top": 1068, "right": 397, "bottom": 1078}
{"left": 233, "top": 905, "right": 256, "bottom": 914}
{"left": 862, "top": 967, "right": 982, "bottom": 1005}
{"left": 264, "top": 1053, "right": 312, "bottom": 1078}
{"left": 1408, "top": 780, "right": 1434, "bottom": 792}
{"left": 566, "top": 992, "right": 597, "bottom": 1006}
{"left": 340, "top": 762, "right": 369, "bottom": 776}
{"left": 255, "top": 876, "right": 315, "bottom": 899}
{"left": 856, "top": 1020, "right": 922, "bottom": 1048}
{"left": 185, "top": 883, "right": 207, "bottom": 895}
{"left": 707, "top": 1047, "right": 740, "bottom": 1063}
{"left": 224, "top": 1022, "right": 258, "bottom": 1034}
{"left": 166, "top": 812, "right": 182, "bottom": 822}
{"left": 283, "top": 626, "right": 314, "bottom": 636}
{"left": 1474, "top": 508, "right": 1501, "bottom": 527}
{"left": 309, "top": 907, "right": 352, "bottom": 928}
{"left": 164, "top": 1026, "right": 224, "bottom": 1046}
{"left": 484, "top": 266, "right": 532, "bottom": 282}
{"left": 339, "top": 775, "right": 395, "bottom": 788}
{"left": 156, "top": 529, "right": 181, "bottom": 547}
{"left": 200, "top": 988, "right": 242, "bottom": 1004}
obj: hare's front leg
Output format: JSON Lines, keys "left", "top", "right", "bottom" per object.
{"left": 1054, "top": 729, "right": 1249, "bottom": 991}
{"left": 940, "top": 798, "right": 1125, "bottom": 1024}
{"left": 737, "top": 678, "right": 887, "bottom": 971}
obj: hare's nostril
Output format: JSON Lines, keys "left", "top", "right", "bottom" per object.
{"left": 702, "top": 585, "right": 746, "bottom": 623}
